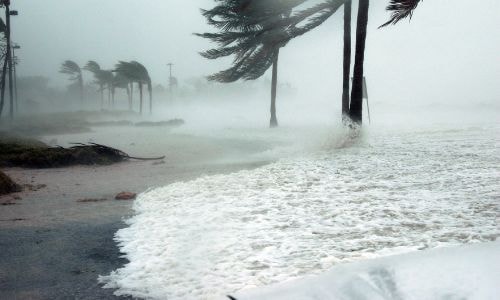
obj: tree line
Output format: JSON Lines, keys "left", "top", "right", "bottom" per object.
{"left": 60, "top": 60, "right": 153, "bottom": 114}
{"left": 198, "top": 0, "right": 423, "bottom": 128}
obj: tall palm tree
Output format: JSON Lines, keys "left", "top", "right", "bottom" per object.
{"left": 198, "top": 0, "right": 344, "bottom": 128}
{"left": 60, "top": 60, "right": 84, "bottom": 103}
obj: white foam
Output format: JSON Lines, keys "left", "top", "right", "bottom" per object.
{"left": 100, "top": 124, "right": 499, "bottom": 299}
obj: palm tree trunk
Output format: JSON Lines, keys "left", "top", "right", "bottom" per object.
{"left": 78, "top": 75, "right": 84, "bottom": 105}
{"left": 342, "top": 0, "right": 352, "bottom": 121}
{"left": 270, "top": 50, "right": 279, "bottom": 128}
{"left": 111, "top": 87, "right": 115, "bottom": 109}
{"left": 139, "top": 83, "right": 143, "bottom": 115}
{"left": 100, "top": 84, "right": 104, "bottom": 109}
{"left": 148, "top": 81, "right": 153, "bottom": 115}
{"left": 126, "top": 85, "right": 131, "bottom": 111}
{"left": 129, "top": 82, "right": 134, "bottom": 111}
{"left": 349, "top": 0, "right": 369, "bottom": 124}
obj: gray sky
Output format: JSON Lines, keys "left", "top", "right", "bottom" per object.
{"left": 11, "top": 0, "right": 500, "bottom": 106}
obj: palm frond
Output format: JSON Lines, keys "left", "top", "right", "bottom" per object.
{"left": 60, "top": 60, "right": 82, "bottom": 81}
{"left": 380, "top": 0, "right": 423, "bottom": 28}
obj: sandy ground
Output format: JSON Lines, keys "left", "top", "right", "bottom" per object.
{"left": 0, "top": 125, "right": 274, "bottom": 300}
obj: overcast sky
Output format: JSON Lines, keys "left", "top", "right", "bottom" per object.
{"left": 11, "top": 0, "right": 500, "bottom": 106}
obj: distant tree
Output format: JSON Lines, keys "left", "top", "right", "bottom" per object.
{"left": 84, "top": 61, "right": 104, "bottom": 107}
{"left": 114, "top": 61, "right": 152, "bottom": 114}
{"left": 112, "top": 73, "right": 131, "bottom": 110}
{"left": 198, "top": 0, "right": 344, "bottom": 127}
{"left": 60, "top": 60, "right": 84, "bottom": 103}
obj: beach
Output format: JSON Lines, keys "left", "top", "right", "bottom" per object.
{"left": 0, "top": 123, "right": 274, "bottom": 299}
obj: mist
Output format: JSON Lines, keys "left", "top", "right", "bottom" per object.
{"left": 1, "top": 1, "right": 499, "bottom": 300}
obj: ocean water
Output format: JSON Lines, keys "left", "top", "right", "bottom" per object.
{"left": 100, "top": 122, "right": 499, "bottom": 300}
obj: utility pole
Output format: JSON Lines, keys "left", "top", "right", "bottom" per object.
{"left": 167, "top": 63, "right": 173, "bottom": 99}
{"left": 3, "top": 1, "right": 17, "bottom": 121}
{"left": 12, "top": 44, "right": 19, "bottom": 113}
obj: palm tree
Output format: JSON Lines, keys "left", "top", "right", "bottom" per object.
{"left": 114, "top": 61, "right": 152, "bottom": 114}
{"left": 112, "top": 72, "right": 131, "bottom": 110}
{"left": 198, "top": 0, "right": 344, "bottom": 128}
{"left": 84, "top": 61, "right": 105, "bottom": 108}
{"left": 60, "top": 60, "right": 84, "bottom": 103}
{"left": 130, "top": 61, "right": 152, "bottom": 115}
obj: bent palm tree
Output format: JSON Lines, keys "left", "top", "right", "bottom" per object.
{"left": 112, "top": 73, "right": 131, "bottom": 110}
{"left": 114, "top": 61, "right": 152, "bottom": 114}
{"left": 198, "top": 0, "right": 344, "bottom": 127}
{"left": 60, "top": 60, "right": 84, "bottom": 103}
{"left": 84, "top": 61, "right": 103, "bottom": 106}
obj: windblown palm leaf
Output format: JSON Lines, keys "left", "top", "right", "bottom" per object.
{"left": 60, "top": 60, "right": 82, "bottom": 81}
{"left": 198, "top": 0, "right": 344, "bottom": 82}
{"left": 380, "top": 0, "right": 423, "bottom": 27}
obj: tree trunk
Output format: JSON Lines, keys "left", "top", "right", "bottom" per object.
{"left": 342, "top": 0, "right": 352, "bottom": 121}
{"left": 126, "top": 85, "right": 132, "bottom": 111}
{"left": 111, "top": 87, "right": 115, "bottom": 109}
{"left": 148, "top": 81, "right": 153, "bottom": 115}
{"left": 129, "top": 82, "right": 134, "bottom": 111}
{"left": 270, "top": 50, "right": 279, "bottom": 128}
{"left": 349, "top": 0, "right": 369, "bottom": 125}
{"left": 139, "top": 83, "right": 143, "bottom": 115}
{"left": 78, "top": 74, "right": 84, "bottom": 105}
{"left": 100, "top": 84, "right": 104, "bottom": 109}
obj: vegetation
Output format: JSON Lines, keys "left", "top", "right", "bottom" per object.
{"left": 114, "top": 61, "right": 153, "bottom": 114}
{"left": 60, "top": 60, "right": 84, "bottom": 103}
{"left": 0, "top": 139, "right": 128, "bottom": 168}
{"left": 198, "top": 0, "right": 345, "bottom": 127}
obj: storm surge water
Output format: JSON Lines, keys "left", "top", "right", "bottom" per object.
{"left": 99, "top": 119, "right": 499, "bottom": 299}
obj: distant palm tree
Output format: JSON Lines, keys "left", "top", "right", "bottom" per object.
{"left": 84, "top": 60, "right": 106, "bottom": 108}
{"left": 112, "top": 72, "right": 131, "bottom": 110}
{"left": 114, "top": 61, "right": 152, "bottom": 114}
{"left": 60, "top": 60, "right": 84, "bottom": 103}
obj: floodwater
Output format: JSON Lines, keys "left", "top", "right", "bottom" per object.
{"left": 99, "top": 114, "right": 499, "bottom": 299}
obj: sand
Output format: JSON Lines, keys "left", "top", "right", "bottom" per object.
{"left": 0, "top": 125, "right": 274, "bottom": 300}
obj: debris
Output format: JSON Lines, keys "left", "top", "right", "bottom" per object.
{"left": 0, "top": 170, "right": 22, "bottom": 195}
{"left": 77, "top": 198, "right": 108, "bottom": 203}
{"left": 115, "top": 192, "right": 137, "bottom": 200}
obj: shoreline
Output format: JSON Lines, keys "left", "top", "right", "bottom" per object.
{"left": 0, "top": 125, "right": 275, "bottom": 299}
